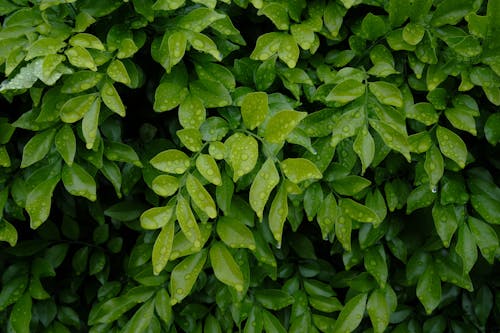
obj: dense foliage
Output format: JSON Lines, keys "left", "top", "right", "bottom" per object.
{"left": 1, "top": 0, "right": 500, "bottom": 332}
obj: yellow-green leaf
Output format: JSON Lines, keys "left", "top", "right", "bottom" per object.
{"left": 280, "top": 158, "right": 322, "bottom": 183}
{"left": 249, "top": 158, "right": 280, "bottom": 220}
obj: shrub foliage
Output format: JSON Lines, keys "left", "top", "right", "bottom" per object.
{"left": 1, "top": 0, "right": 500, "bottom": 332}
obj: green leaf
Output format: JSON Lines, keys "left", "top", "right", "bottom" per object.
{"left": 367, "top": 289, "right": 390, "bottom": 333}
{"left": 101, "top": 81, "right": 125, "bottom": 117}
{"left": 369, "top": 119, "right": 411, "bottom": 162}
{"left": 170, "top": 249, "right": 207, "bottom": 305}
{"left": 140, "top": 204, "right": 174, "bottom": 230}
{"left": 150, "top": 149, "right": 191, "bottom": 174}
{"left": 250, "top": 32, "right": 282, "bottom": 62}
{"left": 21, "top": 128, "right": 56, "bottom": 168}
{"left": 61, "top": 70, "right": 103, "bottom": 94}
{"left": 60, "top": 93, "right": 99, "bottom": 123}
{"left": 353, "top": 127, "right": 375, "bottom": 174}
{"left": 436, "top": 126, "right": 467, "bottom": 168}
{"left": 364, "top": 245, "right": 388, "bottom": 288}
{"left": 268, "top": 182, "right": 288, "bottom": 245}
{"left": 104, "top": 141, "right": 142, "bottom": 167}
{"left": 54, "top": 125, "right": 76, "bottom": 166}
{"left": 262, "top": 310, "right": 287, "bottom": 333}
{"left": 471, "top": 194, "right": 500, "bottom": 225}
{"left": 326, "top": 79, "right": 365, "bottom": 104}
{"left": 406, "top": 102, "right": 439, "bottom": 126}
{"left": 335, "top": 213, "right": 352, "bottom": 251}
{"left": 209, "top": 242, "right": 245, "bottom": 291}
{"left": 152, "top": 175, "right": 179, "bottom": 197}
{"left": 225, "top": 133, "right": 258, "bottom": 181}
{"left": 278, "top": 34, "right": 300, "bottom": 68}
{"left": 65, "top": 46, "right": 97, "bottom": 71}
{"left": 82, "top": 96, "right": 101, "bottom": 149}
{"left": 258, "top": 3, "right": 289, "bottom": 30}
{"left": 217, "top": 216, "right": 255, "bottom": 250}
{"left": 153, "top": 66, "right": 189, "bottom": 112}
{"left": 432, "top": 202, "right": 459, "bottom": 248}
{"left": 280, "top": 158, "right": 322, "bottom": 183}
{"left": 26, "top": 176, "right": 59, "bottom": 229}
{"left": 0, "top": 219, "right": 18, "bottom": 247}
{"left": 402, "top": 22, "right": 425, "bottom": 45}
{"left": 249, "top": 158, "right": 280, "bottom": 220}
{"left": 484, "top": 113, "right": 500, "bottom": 145}
{"left": 317, "top": 193, "right": 337, "bottom": 240}
{"left": 62, "top": 163, "right": 97, "bottom": 201}
{"left": 0, "top": 146, "right": 10, "bottom": 168}
{"left": 331, "top": 175, "right": 371, "bottom": 196}
{"left": 176, "top": 194, "right": 202, "bottom": 247}
{"left": 186, "top": 31, "right": 222, "bottom": 60}
{"left": 186, "top": 173, "right": 217, "bottom": 219}
{"left": 369, "top": 81, "right": 403, "bottom": 108}
{"left": 69, "top": 33, "right": 105, "bottom": 50}
{"left": 456, "top": 224, "right": 478, "bottom": 273}
{"left": 244, "top": 306, "right": 263, "bottom": 333}
{"left": 340, "top": 198, "right": 381, "bottom": 224}
{"left": 468, "top": 217, "right": 498, "bottom": 264}
{"left": 424, "top": 144, "right": 444, "bottom": 188}
{"left": 431, "top": 0, "right": 477, "bottom": 27}
{"left": 241, "top": 92, "right": 268, "bottom": 130}
{"left": 263, "top": 110, "right": 307, "bottom": 143}
{"left": 154, "top": 289, "right": 173, "bottom": 326}
{"left": 196, "top": 154, "right": 222, "bottom": 186}
{"left": 177, "top": 128, "right": 203, "bottom": 152}
{"left": 406, "top": 184, "right": 437, "bottom": 214}
{"left": 152, "top": 219, "right": 174, "bottom": 275}
{"left": 416, "top": 262, "right": 441, "bottom": 314}
{"left": 9, "top": 292, "right": 32, "bottom": 333}
{"left": 255, "top": 289, "right": 294, "bottom": 310}
{"left": 361, "top": 13, "right": 387, "bottom": 40}
{"left": 179, "top": 95, "right": 206, "bottom": 129}
{"left": 26, "top": 37, "right": 66, "bottom": 61}
{"left": 332, "top": 293, "right": 367, "bottom": 333}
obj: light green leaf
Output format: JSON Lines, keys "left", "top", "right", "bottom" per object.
{"left": 55, "top": 125, "right": 76, "bottom": 166}
{"left": 216, "top": 216, "right": 256, "bottom": 250}
{"left": 317, "top": 193, "right": 337, "bottom": 240}
{"left": 153, "top": 67, "right": 189, "bottom": 112}
{"left": 263, "top": 110, "right": 307, "bottom": 143}
{"left": 104, "top": 141, "right": 142, "bottom": 167}
{"left": 250, "top": 32, "right": 282, "bottom": 62}
{"left": 170, "top": 250, "right": 207, "bottom": 305}
{"left": 81, "top": 96, "right": 101, "bottom": 149}
{"left": 186, "top": 31, "right": 222, "bottom": 60}
{"left": 250, "top": 158, "right": 280, "bottom": 220}
{"left": 369, "top": 119, "right": 411, "bottom": 162}
{"left": 336, "top": 213, "right": 352, "bottom": 251}
{"left": 107, "top": 59, "right": 131, "bottom": 85}
{"left": 152, "top": 219, "right": 174, "bottom": 275}
{"left": 154, "top": 289, "right": 173, "bottom": 326}
{"left": 26, "top": 176, "right": 59, "bottom": 229}
{"left": 340, "top": 198, "right": 381, "bottom": 224}
{"left": 326, "top": 79, "right": 365, "bottom": 104}
{"left": 189, "top": 79, "right": 232, "bottom": 108}
{"left": 225, "top": 133, "right": 258, "bottom": 182}
{"left": 9, "top": 292, "right": 32, "bottom": 333}
{"left": 369, "top": 81, "right": 403, "bottom": 108}
{"left": 280, "top": 158, "right": 322, "bottom": 183}
{"left": 241, "top": 92, "right": 268, "bottom": 130}
{"left": 353, "top": 127, "right": 375, "bottom": 174}
{"left": 406, "top": 102, "right": 439, "bottom": 126}
{"left": 268, "top": 182, "right": 288, "bottom": 245}
{"left": 26, "top": 38, "right": 66, "bottom": 60}
{"left": 62, "top": 163, "right": 97, "bottom": 201}
{"left": 0, "top": 146, "right": 10, "bottom": 168}
{"left": 196, "top": 154, "right": 222, "bottom": 186}
{"left": 255, "top": 289, "right": 294, "bottom": 310}
{"left": 176, "top": 194, "right": 202, "bottom": 247}
{"left": 186, "top": 173, "right": 217, "bottom": 219}
{"left": 416, "top": 262, "right": 441, "bottom": 314}
{"left": 364, "top": 245, "right": 388, "bottom": 288}
{"left": 278, "top": 34, "right": 300, "bottom": 68}
{"left": 179, "top": 95, "right": 206, "bottom": 129}
{"left": 69, "top": 33, "right": 105, "bottom": 50}
{"left": 332, "top": 293, "right": 367, "bottom": 333}
{"left": 65, "top": 46, "right": 97, "bottom": 71}
{"left": 436, "top": 126, "right": 467, "bottom": 168}
{"left": 121, "top": 299, "right": 154, "bottom": 333}
{"left": 431, "top": 0, "right": 477, "bottom": 27}
{"left": 209, "top": 242, "right": 245, "bottom": 291}
{"left": 60, "top": 93, "right": 99, "bottom": 123}
{"left": 61, "top": 71, "right": 103, "bottom": 94}
{"left": 367, "top": 289, "right": 390, "bottom": 333}
{"left": 432, "top": 202, "right": 459, "bottom": 247}
{"left": 152, "top": 175, "right": 179, "bottom": 197}
{"left": 444, "top": 107, "right": 478, "bottom": 135}
{"left": 177, "top": 128, "right": 203, "bottom": 152}
{"left": 21, "top": 128, "right": 56, "bottom": 168}
{"left": 101, "top": 81, "right": 125, "bottom": 117}
{"left": 140, "top": 204, "right": 174, "bottom": 230}
{"left": 0, "top": 219, "right": 18, "bottom": 247}
{"left": 150, "top": 149, "right": 191, "bottom": 174}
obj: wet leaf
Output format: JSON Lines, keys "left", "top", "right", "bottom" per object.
{"left": 210, "top": 242, "right": 245, "bottom": 291}
{"left": 332, "top": 293, "right": 367, "bottom": 333}
{"left": 468, "top": 216, "right": 499, "bottom": 264}
{"left": 436, "top": 126, "right": 467, "bottom": 168}
{"left": 60, "top": 93, "right": 99, "bottom": 123}
{"left": 186, "top": 173, "right": 217, "bottom": 219}
{"left": 249, "top": 158, "right": 280, "bottom": 220}
{"left": 152, "top": 175, "right": 179, "bottom": 197}
{"left": 196, "top": 154, "right": 222, "bottom": 186}
{"left": 150, "top": 149, "right": 191, "bottom": 174}
{"left": 140, "top": 204, "right": 174, "bottom": 230}
{"left": 26, "top": 176, "right": 59, "bottom": 229}
{"left": 21, "top": 128, "right": 56, "bottom": 168}
{"left": 62, "top": 163, "right": 97, "bottom": 201}
{"left": 280, "top": 158, "right": 322, "bottom": 183}
{"left": 268, "top": 182, "right": 288, "bottom": 245}
{"left": 217, "top": 216, "right": 256, "bottom": 250}
{"left": 176, "top": 194, "right": 202, "bottom": 247}
{"left": 241, "top": 92, "right": 268, "bottom": 130}
{"left": 152, "top": 219, "right": 174, "bottom": 275}
{"left": 225, "top": 133, "right": 258, "bottom": 181}
{"left": 263, "top": 110, "right": 307, "bottom": 143}
{"left": 416, "top": 262, "right": 441, "bottom": 314}
{"left": 170, "top": 250, "right": 207, "bottom": 305}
